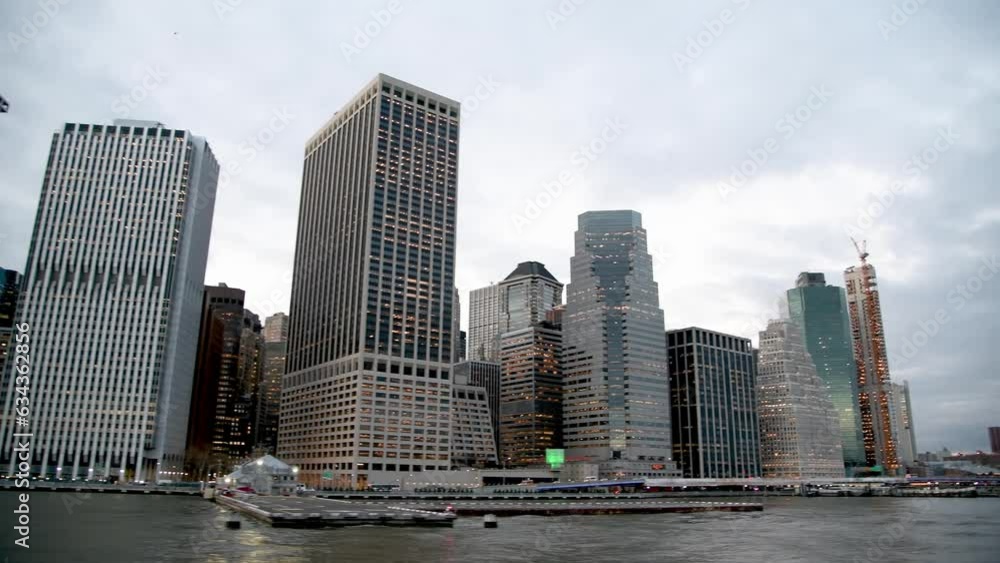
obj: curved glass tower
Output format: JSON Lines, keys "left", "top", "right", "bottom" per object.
{"left": 562, "top": 210, "right": 676, "bottom": 478}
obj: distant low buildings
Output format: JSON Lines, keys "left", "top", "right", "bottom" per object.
{"left": 757, "top": 319, "right": 845, "bottom": 479}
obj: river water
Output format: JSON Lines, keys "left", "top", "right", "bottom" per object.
{"left": 0, "top": 492, "right": 997, "bottom": 562}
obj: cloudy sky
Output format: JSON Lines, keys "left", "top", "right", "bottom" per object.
{"left": 1, "top": 0, "right": 997, "bottom": 452}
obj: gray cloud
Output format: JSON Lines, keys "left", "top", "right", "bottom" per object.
{"left": 1, "top": 0, "right": 997, "bottom": 452}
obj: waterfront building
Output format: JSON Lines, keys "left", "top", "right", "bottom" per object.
{"left": 757, "top": 319, "right": 845, "bottom": 479}
{"left": 450, "top": 373, "right": 499, "bottom": 468}
{"left": 0, "top": 268, "right": 21, "bottom": 386}
{"left": 991, "top": 427, "right": 1000, "bottom": 454}
{"left": 786, "top": 272, "right": 866, "bottom": 471}
{"left": 845, "top": 248, "right": 900, "bottom": 473}
{"left": 453, "top": 360, "right": 502, "bottom": 453}
{"left": 0, "top": 120, "right": 219, "bottom": 481}
{"left": 469, "top": 284, "right": 501, "bottom": 361}
{"left": 452, "top": 287, "right": 463, "bottom": 363}
{"left": 255, "top": 313, "right": 288, "bottom": 455}
{"left": 499, "top": 321, "right": 562, "bottom": 466}
{"left": 562, "top": 210, "right": 677, "bottom": 478}
{"left": 890, "top": 381, "right": 917, "bottom": 467}
{"left": 186, "top": 284, "right": 261, "bottom": 477}
{"left": 278, "top": 75, "right": 460, "bottom": 488}
{"left": 666, "top": 327, "right": 761, "bottom": 479}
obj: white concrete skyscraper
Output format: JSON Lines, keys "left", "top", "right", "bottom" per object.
{"left": 757, "top": 319, "right": 845, "bottom": 479}
{"left": 0, "top": 120, "right": 219, "bottom": 481}
{"left": 562, "top": 210, "right": 676, "bottom": 479}
{"left": 279, "top": 75, "right": 460, "bottom": 488}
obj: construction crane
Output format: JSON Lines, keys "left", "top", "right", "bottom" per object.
{"left": 850, "top": 237, "right": 868, "bottom": 264}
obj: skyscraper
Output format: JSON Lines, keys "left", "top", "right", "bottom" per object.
{"left": 450, "top": 372, "right": 498, "bottom": 468}
{"left": 845, "top": 249, "right": 899, "bottom": 474}
{"left": 890, "top": 381, "right": 917, "bottom": 467}
{"left": 255, "top": 312, "right": 288, "bottom": 455}
{"left": 469, "top": 284, "right": 500, "bottom": 361}
{"left": 279, "top": 74, "right": 460, "bottom": 488}
{"left": 498, "top": 261, "right": 563, "bottom": 334}
{"left": 0, "top": 268, "right": 21, "bottom": 384}
{"left": 667, "top": 327, "right": 760, "bottom": 479}
{"left": 499, "top": 321, "right": 562, "bottom": 466}
{"left": 562, "top": 210, "right": 676, "bottom": 478}
{"left": 786, "top": 272, "right": 866, "bottom": 470}
{"left": 990, "top": 427, "right": 1000, "bottom": 454}
{"left": 0, "top": 120, "right": 219, "bottom": 481}
{"left": 185, "top": 284, "right": 259, "bottom": 477}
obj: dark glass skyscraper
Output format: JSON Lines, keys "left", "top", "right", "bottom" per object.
{"left": 562, "top": 210, "right": 676, "bottom": 478}
{"left": 279, "top": 74, "right": 460, "bottom": 488}
{"left": 667, "top": 327, "right": 760, "bottom": 479}
{"left": 786, "top": 272, "right": 866, "bottom": 470}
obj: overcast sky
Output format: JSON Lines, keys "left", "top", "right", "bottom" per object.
{"left": 1, "top": 0, "right": 997, "bottom": 452}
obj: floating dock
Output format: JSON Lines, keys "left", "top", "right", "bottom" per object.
{"left": 215, "top": 494, "right": 762, "bottom": 528}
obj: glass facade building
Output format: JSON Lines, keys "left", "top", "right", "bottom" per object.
{"left": 468, "top": 284, "right": 500, "bottom": 361}
{"left": 666, "top": 327, "right": 761, "bottom": 479}
{"left": 786, "top": 272, "right": 866, "bottom": 470}
{"left": 562, "top": 210, "right": 676, "bottom": 478}
{"left": 255, "top": 313, "right": 288, "bottom": 456}
{"left": 498, "top": 261, "right": 562, "bottom": 334}
{"left": 757, "top": 319, "right": 845, "bottom": 479}
{"left": 499, "top": 322, "right": 562, "bottom": 466}
{"left": 890, "top": 381, "right": 917, "bottom": 467}
{"left": 279, "top": 75, "right": 460, "bottom": 488}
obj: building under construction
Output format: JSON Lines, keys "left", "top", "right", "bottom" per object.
{"left": 844, "top": 241, "right": 899, "bottom": 475}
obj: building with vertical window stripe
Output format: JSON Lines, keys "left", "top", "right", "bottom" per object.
{"left": 468, "top": 283, "right": 500, "bottom": 361}
{"left": 0, "top": 119, "right": 219, "bottom": 482}
{"left": 278, "top": 75, "right": 459, "bottom": 489}
{"left": 666, "top": 327, "right": 761, "bottom": 479}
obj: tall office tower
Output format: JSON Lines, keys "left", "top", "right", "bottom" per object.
{"left": 280, "top": 74, "right": 460, "bottom": 488}
{"left": 0, "top": 268, "right": 21, "bottom": 382}
{"left": 666, "top": 327, "right": 761, "bottom": 478}
{"left": 990, "top": 427, "right": 1000, "bottom": 454}
{"left": 562, "top": 210, "right": 676, "bottom": 479}
{"left": 786, "top": 272, "right": 866, "bottom": 471}
{"left": 238, "top": 310, "right": 263, "bottom": 456}
{"left": 449, "top": 372, "right": 498, "bottom": 468}
{"left": 890, "top": 381, "right": 917, "bottom": 467}
{"left": 499, "top": 321, "right": 562, "bottom": 466}
{"left": 186, "top": 285, "right": 257, "bottom": 477}
{"left": 845, "top": 247, "right": 899, "bottom": 473}
{"left": 458, "top": 331, "right": 467, "bottom": 362}
{"left": 498, "top": 261, "right": 563, "bottom": 334}
{"left": 255, "top": 312, "right": 288, "bottom": 455}
{"left": 453, "top": 360, "right": 502, "bottom": 453}
{"left": 469, "top": 284, "right": 500, "bottom": 361}
{"left": 0, "top": 120, "right": 219, "bottom": 481}
{"left": 452, "top": 287, "right": 462, "bottom": 363}
{"left": 757, "top": 319, "right": 845, "bottom": 479}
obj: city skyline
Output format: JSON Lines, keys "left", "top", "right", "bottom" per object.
{"left": 1, "top": 1, "right": 996, "bottom": 452}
